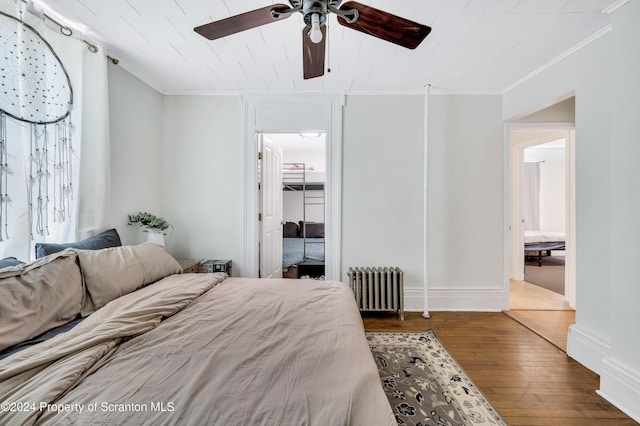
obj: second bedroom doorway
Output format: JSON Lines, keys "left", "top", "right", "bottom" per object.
{"left": 258, "top": 132, "right": 326, "bottom": 279}
{"left": 243, "top": 93, "right": 343, "bottom": 281}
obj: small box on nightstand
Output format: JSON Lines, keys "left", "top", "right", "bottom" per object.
{"left": 201, "top": 259, "right": 232, "bottom": 275}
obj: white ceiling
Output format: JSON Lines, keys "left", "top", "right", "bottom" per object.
{"left": 264, "top": 132, "right": 326, "bottom": 152}
{"left": 31, "top": 0, "right": 621, "bottom": 94}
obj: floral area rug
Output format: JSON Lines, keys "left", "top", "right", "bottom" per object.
{"left": 366, "top": 331, "right": 506, "bottom": 426}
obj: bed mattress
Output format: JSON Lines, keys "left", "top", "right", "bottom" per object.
{"left": 0, "top": 274, "right": 394, "bottom": 425}
{"left": 524, "top": 230, "right": 565, "bottom": 244}
{"left": 283, "top": 237, "right": 325, "bottom": 269}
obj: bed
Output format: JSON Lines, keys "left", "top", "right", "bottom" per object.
{"left": 0, "top": 244, "right": 394, "bottom": 425}
{"left": 283, "top": 237, "right": 325, "bottom": 269}
{"left": 282, "top": 221, "right": 325, "bottom": 277}
{"left": 524, "top": 230, "right": 565, "bottom": 266}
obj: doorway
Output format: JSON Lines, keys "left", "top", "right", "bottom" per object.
{"left": 243, "top": 94, "right": 343, "bottom": 281}
{"left": 507, "top": 125, "right": 576, "bottom": 351}
{"left": 258, "top": 132, "right": 327, "bottom": 279}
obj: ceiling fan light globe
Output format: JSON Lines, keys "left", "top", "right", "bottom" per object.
{"left": 309, "top": 13, "right": 323, "bottom": 43}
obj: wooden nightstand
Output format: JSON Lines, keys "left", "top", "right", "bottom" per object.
{"left": 178, "top": 259, "right": 202, "bottom": 274}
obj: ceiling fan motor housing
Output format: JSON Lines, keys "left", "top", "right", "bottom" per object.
{"left": 303, "top": 0, "right": 327, "bottom": 26}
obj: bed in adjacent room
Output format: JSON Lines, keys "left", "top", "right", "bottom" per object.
{"left": 0, "top": 244, "right": 394, "bottom": 425}
{"left": 524, "top": 230, "right": 565, "bottom": 266}
{"left": 282, "top": 221, "right": 325, "bottom": 278}
{"left": 283, "top": 236, "right": 325, "bottom": 269}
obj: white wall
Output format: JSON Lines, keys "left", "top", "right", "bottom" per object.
{"left": 341, "top": 95, "right": 425, "bottom": 309}
{"left": 609, "top": 0, "right": 640, "bottom": 375}
{"left": 603, "top": 0, "right": 640, "bottom": 419}
{"left": 161, "top": 95, "right": 245, "bottom": 275}
{"left": 281, "top": 150, "right": 325, "bottom": 172}
{"left": 283, "top": 191, "right": 324, "bottom": 223}
{"left": 107, "top": 64, "right": 165, "bottom": 246}
{"left": 524, "top": 142, "right": 566, "bottom": 233}
{"left": 504, "top": 31, "right": 613, "bottom": 352}
{"left": 109, "top": 87, "right": 507, "bottom": 313}
{"left": 517, "top": 97, "right": 575, "bottom": 122}
{"left": 505, "top": 3, "right": 640, "bottom": 420}
{"left": 428, "top": 95, "right": 505, "bottom": 310}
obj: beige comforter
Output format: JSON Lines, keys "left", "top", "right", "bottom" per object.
{"left": 0, "top": 274, "right": 395, "bottom": 426}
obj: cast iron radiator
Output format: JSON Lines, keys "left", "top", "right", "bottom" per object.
{"left": 347, "top": 267, "right": 404, "bottom": 320}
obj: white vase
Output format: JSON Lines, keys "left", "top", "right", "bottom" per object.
{"left": 145, "top": 228, "right": 165, "bottom": 246}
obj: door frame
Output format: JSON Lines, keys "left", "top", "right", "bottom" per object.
{"left": 243, "top": 93, "right": 344, "bottom": 280}
{"left": 506, "top": 121, "right": 576, "bottom": 309}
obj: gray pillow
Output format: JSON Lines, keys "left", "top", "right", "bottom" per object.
{"left": 35, "top": 228, "right": 122, "bottom": 259}
{"left": 0, "top": 257, "right": 24, "bottom": 269}
{"left": 283, "top": 221, "right": 299, "bottom": 238}
{"left": 299, "top": 221, "right": 324, "bottom": 238}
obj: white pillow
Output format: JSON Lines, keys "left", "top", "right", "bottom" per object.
{"left": 77, "top": 243, "right": 182, "bottom": 316}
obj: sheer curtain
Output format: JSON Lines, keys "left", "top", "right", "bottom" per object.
{"left": 77, "top": 45, "right": 111, "bottom": 239}
{"left": 0, "top": 3, "right": 110, "bottom": 260}
{"left": 522, "top": 162, "right": 540, "bottom": 231}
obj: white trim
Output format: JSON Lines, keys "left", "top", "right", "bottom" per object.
{"left": 504, "top": 120, "right": 576, "bottom": 130}
{"left": 165, "top": 90, "right": 428, "bottom": 96}
{"left": 243, "top": 98, "right": 259, "bottom": 277}
{"left": 242, "top": 93, "right": 344, "bottom": 280}
{"left": 503, "top": 124, "right": 513, "bottom": 307}
{"left": 427, "top": 288, "right": 506, "bottom": 312}
{"left": 503, "top": 25, "right": 612, "bottom": 95}
{"left": 567, "top": 324, "right": 611, "bottom": 374}
{"left": 565, "top": 130, "right": 576, "bottom": 309}
{"left": 603, "top": 0, "right": 630, "bottom": 14}
{"left": 423, "top": 85, "right": 430, "bottom": 318}
{"left": 162, "top": 89, "right": 506, "bottom": 97}
{"left": 163, "top": 91, "right": 247, "bottom": 96}
{"left": 327, "top": 96, "right": 344, "bottom": 280}
{"left": 345, "top": 90, "right": 425, "bottom": 96}
{"left": 429, "top": 88, "right": 504, "bottom": 96}
{"left": 598, "top": 358, "right": 640, "bottom": 423}
{"left": 404, "top": 288, "right": 426, "bottom": 312}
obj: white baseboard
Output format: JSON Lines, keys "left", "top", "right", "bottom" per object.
{"left": 403, "top": 288, "right": 507, "bottom": 312}
{"left": 566, "top": 324, "right": 611, "bottom": 374}
{"left": 597, "top": 358, "right": 640, "bottom": 423}
{"left": 427, "top": 288, "right": 506, "bottom": 311}
{"left": 404, "top": 288, "right": 425, "bottom": 312}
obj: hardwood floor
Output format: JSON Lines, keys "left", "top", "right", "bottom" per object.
{"left": 363, "top": 312, "right": 638, "bottom": 426}
{"left": 508, "top": 279, "right": 575, "bottom": 351}
{"left": 509, "top": 279, "right": 572, "bottom": 311}
{"left": 504, "top": 309, "right": 575, "bottom": 352}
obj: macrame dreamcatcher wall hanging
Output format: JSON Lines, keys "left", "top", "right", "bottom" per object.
{"left": 0, "top": 9, "right": 73, "bottom": 240}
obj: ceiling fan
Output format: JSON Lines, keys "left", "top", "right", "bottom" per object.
{"left": 194, "top": 0, "right": 432, "bottom": 80}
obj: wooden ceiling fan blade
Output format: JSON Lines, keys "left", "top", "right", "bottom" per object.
{"left": 194, "top": 4, "right": 291, "bottom": 40}
{"left": 302, "top": 26, "right": 326, "bottom": 80}
{"left": 337, "top": 1, "right": 431, "bottom": 49}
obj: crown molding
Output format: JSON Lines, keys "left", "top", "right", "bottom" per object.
{"left": 503, "top": 24, "right": 612, "bottom": 95}
{"left": 429, "top": 88, "right": 503, "bottom": 96}
{"left": 602, "top": 0, "right": 630, "bottom": 14}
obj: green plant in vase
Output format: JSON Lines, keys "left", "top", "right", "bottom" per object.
{"left": 128, "top": 212, "right": 170, "bottom": 230}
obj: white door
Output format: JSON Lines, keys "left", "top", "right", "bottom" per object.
{"left": 260, "top": 138, "right": 283, "bottom": 278}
